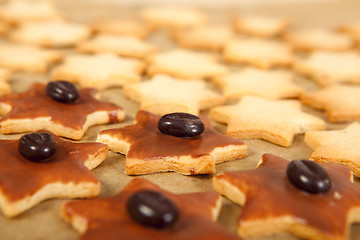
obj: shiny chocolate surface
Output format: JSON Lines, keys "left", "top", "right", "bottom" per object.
{"left": 63, "top": 178, "right": 242, "bottom": 240}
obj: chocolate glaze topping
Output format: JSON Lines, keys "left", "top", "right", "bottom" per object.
{"left": 0, "top": 83, "right": 123, "bottom": 130}
{"left": 216, "top": 154, "right": 360, "bottom": 238}
{"left": 100, "top": 110, "right": 245, "bottom": 159}
{"left": 0, "top": 131, "right": 107, "bottom": 201}
{"left": 63, "top": 178, "right": 241, "bottom": 240}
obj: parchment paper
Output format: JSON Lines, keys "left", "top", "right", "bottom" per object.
{"left": 1, "top": 1, "right": 360, "bottom": 239}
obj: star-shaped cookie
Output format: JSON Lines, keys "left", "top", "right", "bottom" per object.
{"left": 209, "top": 96, "right": 325, "bottom": 147}
{"left": 305, "top": 122, "right": 360, "bottom": 177}
{"left": 213, "top": 68, "right": 303, "bottom": 101}
{"left": 147, "top": 49, "right": 227, "bottom": 79}
{"left": 284, "top": 28, "right": 353, "bottom": 51}
{"left": 52, "top": 53, "right": 144, "bottom": 90}
{"left": 294, "top": 51, "right": 360, "bottom": 86}
{"left": 62, "top": 178, "right": 241, "bottom": 240}
{"left": 91, "top": 18, "right": 151, "bottom": 38}
{"left": 0, "top": 131, "right": 108, "bottom": 217}
{"left": 140, "top": 6, "right": 207, "bottom": 30}
{"left": 0, "top": 0, "right": 61, "bottom": 24}
{"left": 9, "top": 20, "right": 92, "bottom": 48}
{"left": 0, "top": 43, "right": 62, "bottom": 73}
{"left": 213, "top": 153, "right": 360, "bottom": 240}
{"left": 173, "top": 25, "right": 234, "bottom": 51}
{"left": 97, "top": 110, "right": 247, "bottom": 175}
{"left": 0, "top": 83, "right": 125, "bottom": 140}
{"left": 0, "top": 67, "right": 11, "bottom": 95}
{"left": 339, "top": 20, "right": 360, "bottom": 44}
{"left": 233, "top": 15, "right": 290, "bottom": 37}
{"left": 123, "top": 74, "right": 224, "bottom": 115}
{"left": 301, "top": 85, "right": 360, "bottom": 122}
{"left": 77, "top": 34, "right": 156, "bottom": 60}
{"left": 223, "top": 38, "right": 293, "bottom": 69}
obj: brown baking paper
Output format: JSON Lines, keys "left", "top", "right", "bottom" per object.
{"left": 1, "top": 0, "right": 360, "bottom": 239}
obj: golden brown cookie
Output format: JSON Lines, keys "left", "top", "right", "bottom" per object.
{"left": 294, "top": 51, "right": 360, "bottom": 86}
{"left": 62, "top": 178, "right": 241, "bottom": 240}
{"left": 223, "top": 38, "right": 293, "bottom": 69}
{"left": 123, "top": 74, "right": 224, "bottom": 115}
{"left": 97, "top": 111, "right": 247, "bottom": 175}
{"left": 9, "top": 20, "right": 92, "bottom": 48}
{"left": 0, "top": 130, "right": 108, "bottom": 217}
{"left": 233, "top": 15, "right": 290, "bottom": 37}
{"left": 77, "top": 34, "right": 156, "bottom": 60}
{"left": 0, "top": 82, "right": 125, "bottom": 140}
{"left": 0, "top": 67, "right": 11, "bottom": 95}
{"left": 140, "top": 6, "right": 207, "bottom": 30}
{"left": 213, "top": 68, "right": 303, "bottom": 101}
{"left": 305, "top": 122, "right": 360, "bottom": 177}
{"left": 284, "top": 28, "right": 354, "bottom": 51}
{"left": 301, "top": 85, "right": 360, "bottom": 122}
{"left": 173, "top": 25, "right": 234, "bottom": 51}
{"left": 52, "top": 53, "right": 144, "bottom": 90}
{"left": 0, "top": 43, "right": 62, "bottom": 73}
{"left": 209, "top": 96, "right": 325, "bottom": 147}
{"left": 91, "top": 18, "right": 151, "bottom": 39}
{"left": 147, "top": 49, "right": 227, "bottom": 79}
{"left": 339, "top": 20, "right": 360, "bottom": 44}
{"left": 0, "top": 0, "right": 61, "bottom": 24}
{"left": 213, "top": 153, "right": 360, "bottom": 240}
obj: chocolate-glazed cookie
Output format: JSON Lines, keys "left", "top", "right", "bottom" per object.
{"left": 0, "top": 83, "right": 124, "bottom": 140}
{"left": 97, "top": 110, "right": 247, "bottom": 175}
{"left": 62, "top": 178, "right": 242, "bottom": 240}
{"left": 213, "top": 154, "right": 360, "bottom": 240}
{"left": 0, "top": 131, "right": 108, "bottom": 217}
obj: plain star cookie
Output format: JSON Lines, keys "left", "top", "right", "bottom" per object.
{"left": 123, "top": 74, "right": 224, "bottom": 115}
{"left": 77, "top": 34, "right": 156, "bottom": 59}
{"left": 140, "top": 6, "right": 207, "bottom": 30}
{"left": 305, "top": 123, "right": 360, "bottom": 177}
{"left": 0, "top": 68, "right": 11, "bottom": 95}
{"left": 91, "top": 18, "right": 151, "bottom": 38}
{"left": 294, "top": 51, "right": 360, "bottom": 86}
{"left": 339, "top": 21, "right": 360, "bottom": 44}
{"left": 213, "top": 68, "right": 303, "bottom": 101}
{"left": 97, "top": 111, "right": 247, "bottom": 175}
{"left": 9, "top": 20, "right": 92, "bottom": 48}
{"left": 62, "top": 178, "right": 241, "bottom": 240}
{"left": 284, "top": 28, "right": 353, "bottom": 51}
{"left": 173, "top": 25, "right": 234, "bottom": 51}
{"left": 0, "top": 82, "right": 125, "bottom": 140}
{"left": 209, "top": 96, "right": 325, "bottom": 147}
{"left": 233, "top": 15, "right": 290, "bottom": 37}
{"left": 147, "top": 49, "right": 227, "bottom": 79}
{"left": 301, "top": 85, "right": 360, "bottom": 122}
{"left": 0, "top": 43, "right": 62, "bottom": 73}
{"left": 223, "top": 38, "right": 293, "bottom": 69}
{"left": 52, "top": 53, "right": 144, "bottom": 90}
{"left": 0, "top": 131, "right": 108, "bottom": 217}
{"left": 213, "top": 153, "right": 360, "bottom": 240}
{"left": 0, "top": 0, "right": 61, "bottom": 24}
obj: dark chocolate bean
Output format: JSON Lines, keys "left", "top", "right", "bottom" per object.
{"left": 126, "top": 190, "right": 179, "bottom": 229}
{"left": 46, "top": 81, "right": 79, "bottom": 103}
{"left": 286, "top": 160, "right": 331, "bottom": 194}
{"left": 18, "top": 132, "right": 57, "bottom": 162}
{"left": 158, "top": 112, "right": 204, "bottom": 138}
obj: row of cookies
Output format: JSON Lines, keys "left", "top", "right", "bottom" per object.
{"left": 2, "top": 83, "right": 359, "bottom": 240}
{"left": 0, "top": 0, "right": 358, "bottom": 240}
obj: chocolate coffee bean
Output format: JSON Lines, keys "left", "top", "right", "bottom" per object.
{"left": 126, "top": 190, "right": 179, "bottom": 229}
{"left": 158, "top": 112, "right": 205, "bottom": 138}
{"left": 286, "top": 160, "right": 331, "bottom": 194}
{"left": 18, "top": 132, "right": 57, "bottom": 162}
{"left": 46, "top": 81, "right": 79, "bottom": 103}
